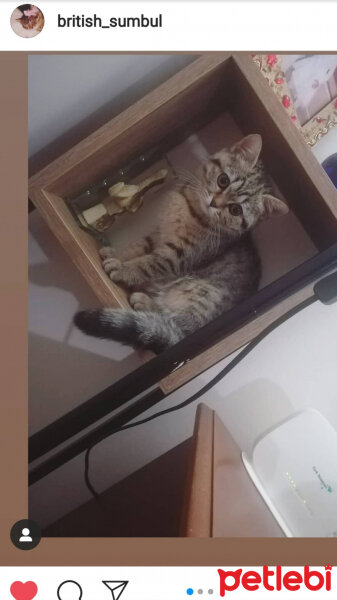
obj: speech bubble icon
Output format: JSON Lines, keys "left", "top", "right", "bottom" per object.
{"left": 57, "top": 580, "right": 83, "bottom": 600}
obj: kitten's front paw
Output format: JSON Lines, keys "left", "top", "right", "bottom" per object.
{"left": 102, "top": 257, "right": 123, "bottom": 281}
{"left": 99, "top": 246, "right": 117, "bottom": 260}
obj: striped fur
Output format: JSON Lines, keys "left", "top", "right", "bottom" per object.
{"left": 75, "top": 135, "right": 288, "bottom": 351}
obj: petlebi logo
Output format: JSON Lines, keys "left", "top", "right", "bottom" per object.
{"left": 313, "top": 466, "right": 334, "bottom": 493}
{"left": 217, "top": 565, "right": 333, "bottom": 596}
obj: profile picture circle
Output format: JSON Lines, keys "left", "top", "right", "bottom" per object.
{"left": 10, "top": 4, "right": 44, "bottom": 38}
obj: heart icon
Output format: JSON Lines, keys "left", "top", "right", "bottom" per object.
{"left": 10, "top": 581, "right": 38, "bottom": 600}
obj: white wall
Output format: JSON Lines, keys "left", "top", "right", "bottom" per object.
{"left": 29, "top": 54, "right": 194, "bottom": 157}
{"left": 29, "top": 55, "right": 337, "bottom": 530}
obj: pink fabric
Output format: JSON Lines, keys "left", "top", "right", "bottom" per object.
{"left": 23, "top": 6, "right": 39, "bottom": 16}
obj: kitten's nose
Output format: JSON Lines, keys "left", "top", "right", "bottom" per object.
{"left": 210, "top": 197, "right": 217, "bottom": 208}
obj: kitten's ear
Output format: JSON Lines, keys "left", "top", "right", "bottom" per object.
{"left": 261, "top": 194, "right": 289, "bottom": 219}
{"left": 233, "top": 134, "right": 262, "bottom": 168}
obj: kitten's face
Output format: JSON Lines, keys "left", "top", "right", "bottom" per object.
{"left": 195, "top": 134, "right": 288, "bottom": 233}
{"left": 19, "top": 14, "right": 42, "bottom": 30}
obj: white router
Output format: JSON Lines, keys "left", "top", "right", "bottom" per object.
{"left": 242, "top": 409, "right": 337, "bottom": 537}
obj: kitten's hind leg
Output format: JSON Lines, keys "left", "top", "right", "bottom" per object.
{"left": 129, "top": 292, "right": 156, "bottom": 311}
{"left": 157, "top": 277, "right": 229, "bottom": 332}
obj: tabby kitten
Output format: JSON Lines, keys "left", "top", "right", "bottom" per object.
{"left": 75, "top": 134, "right": 288, "bottom": 352}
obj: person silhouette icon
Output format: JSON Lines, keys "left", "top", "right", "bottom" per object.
{"left": 10, "top": 519, "right": 41, "bottom": 550}
{"left": 19, "top": 527, "right": 33, "bottom": 542}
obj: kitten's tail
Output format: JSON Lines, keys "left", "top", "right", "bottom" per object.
{"left": 74, "top": 309, "right": 183, "bottom": 353}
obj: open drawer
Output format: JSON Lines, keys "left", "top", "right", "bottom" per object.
{"left": 29, "top": 53, "right": 337, "bottom": 392}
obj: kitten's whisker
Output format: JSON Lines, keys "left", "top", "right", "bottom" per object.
{"left": 176, "top": 168, "right": 201, "bottom": 186}
{"left": 181, "top": 182, "right": 204, "bottom": 195}
{"left": 177, "top": 174, "right": 201, "bottom": 188}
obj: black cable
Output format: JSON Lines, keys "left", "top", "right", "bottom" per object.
{"left": 84, "top": 294, "right": 317, "bottom": 500}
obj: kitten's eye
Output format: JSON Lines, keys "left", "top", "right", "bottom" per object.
{"left": 228, "top": 203, "right": 243, "bottom": 216}
{"left": 217, "top": 172, "right": 230, "bottom": 190}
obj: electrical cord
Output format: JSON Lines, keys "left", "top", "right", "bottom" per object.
{"left": 84, "top": 294, "right": 319, "bottom": 500}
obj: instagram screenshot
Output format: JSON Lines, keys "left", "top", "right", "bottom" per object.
{"left": 0, "top": 0, "right": 337, "bottom": 598}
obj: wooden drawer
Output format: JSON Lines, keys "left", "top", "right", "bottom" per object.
{"left": 181, "top": 403, "right": 283, "bottom": 537}
{"left": 29, "top": 53, "right": 337, "bottom": 392}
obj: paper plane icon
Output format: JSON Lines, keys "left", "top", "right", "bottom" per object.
{"left": 103, "top": 581, "right": 128, "bottom": 600}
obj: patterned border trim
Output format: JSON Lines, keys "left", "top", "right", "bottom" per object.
{"left": 301, "top": 98, "right": 337, "bottom": 147}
